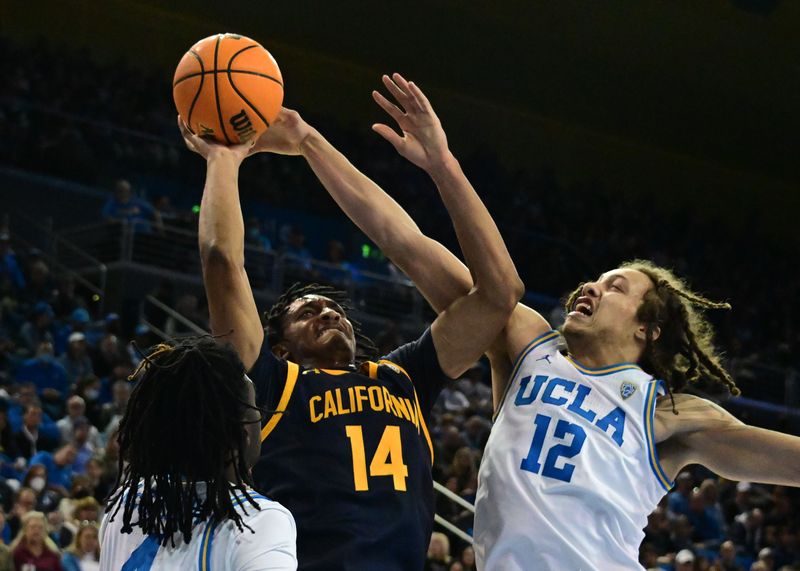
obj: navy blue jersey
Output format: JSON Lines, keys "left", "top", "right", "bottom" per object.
{"left": 249, "top": 328, "right": 447, "bottom": 571}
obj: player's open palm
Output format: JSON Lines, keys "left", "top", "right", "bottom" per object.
{"left": 249, "top": 107, "right": 313, "bottom": 156}
{"left": 372, "top": 73, "right": 449, "bottom": 171}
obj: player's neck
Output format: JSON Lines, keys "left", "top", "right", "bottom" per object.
{"left": 566, "top": 337, "right": 640, "bottom": 369}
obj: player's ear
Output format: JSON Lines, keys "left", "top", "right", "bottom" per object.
{"left": 635, "top": 323, "right": 660, "bottom": 343}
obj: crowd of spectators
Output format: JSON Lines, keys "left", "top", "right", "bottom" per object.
{"left": 1, "top": 36, "right": 800, "bottom": 571}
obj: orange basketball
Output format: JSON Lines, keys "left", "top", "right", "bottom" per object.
{"left": 173, "top": 33, "right": 283, "bottom": 145}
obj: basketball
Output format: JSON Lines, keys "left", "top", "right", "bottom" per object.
{"left": 173, "top": 33, "right": 283, "bottom": 145}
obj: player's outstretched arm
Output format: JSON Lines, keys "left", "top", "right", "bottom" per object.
{"left": 179, "top": 119, "right": 264, "bottom": 370}
{"left": 655, "top": 394, "right": 800, "bottom": 486}
{"left": 249, "top": 107, "right": 469, "bottom": 314}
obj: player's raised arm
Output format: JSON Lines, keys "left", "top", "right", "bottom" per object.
{"left": 179, "top": 119, "right": 264, "bottom": 370}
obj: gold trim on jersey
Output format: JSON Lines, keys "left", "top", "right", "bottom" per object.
{"left": 260, "top": 361, "right": 300, "bottom": 442}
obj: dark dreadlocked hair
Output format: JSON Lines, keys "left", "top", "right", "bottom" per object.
{"left": 563, "top": 259, "right": 740, "bottom": 409}
{"left": 264, "top": 282, "right": 378, "bottom": 363}
{"left": 106, "top": 337, "right": 263, "bottom": 546}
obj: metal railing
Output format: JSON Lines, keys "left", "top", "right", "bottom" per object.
{"left": 59, "top": 220, "right": 428, "bottom": 326}
{"left": 4, "top": 212, "right": 108, "bottom": 312}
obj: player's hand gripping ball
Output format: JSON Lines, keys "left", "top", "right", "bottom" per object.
{"left": 173, "top": 33, "right": 283, "bottom": 145}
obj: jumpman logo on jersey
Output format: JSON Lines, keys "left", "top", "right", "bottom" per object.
{"left": 536, "top": 355, "right": 552, "bottom": 365}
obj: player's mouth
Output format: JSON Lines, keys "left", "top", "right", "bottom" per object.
{"left": 567, "top": 296, "right": 594, "bottom": 320}
{"left": 316, "top": 325, "right": 347, "bottom": 338}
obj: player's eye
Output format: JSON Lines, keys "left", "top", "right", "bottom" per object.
{"left": 611, "top": 284, "right": 623, "bottom": 292}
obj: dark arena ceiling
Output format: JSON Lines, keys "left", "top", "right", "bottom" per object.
{"left": 2, "top": 0, "right": 798, "bottom": 236}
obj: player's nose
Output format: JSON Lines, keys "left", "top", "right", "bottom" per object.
{"left": 320, "top": 307, "right": 341, "bottom": 321}
{"left": 582, "top": 282, "right": 601, "bottom": 298}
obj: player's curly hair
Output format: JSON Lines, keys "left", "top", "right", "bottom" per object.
{"left": 106, "top": 337, "right": 263, "bottom": 546}
{"left": 264, "top": 282, "right": 378, "bottom": 363}
{"left": 564, "top": 259, "right": 740, "bottom": 408}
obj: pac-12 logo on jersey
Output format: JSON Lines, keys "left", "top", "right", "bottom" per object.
{"left": 620, "top": 382, "right": 636, "bottom": 400}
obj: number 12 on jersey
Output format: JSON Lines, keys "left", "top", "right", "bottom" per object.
{"left": 520, "top": 414, "right": 586, "bottom": 483}
{"left": 346, "top": 425, "right": 408, "bottom": 492}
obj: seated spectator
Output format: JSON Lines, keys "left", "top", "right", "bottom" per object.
{"left": 245, "top": 216, "right": 273, "bottom": 251}
{"left": 70, "top": 420, "right": 96, "bottom": 475}
{"left": 20, "top": 263, "right": 54, "bottom": 309}
{"left": 671, "top": 515, "right": 695, "bottom": 553}
{"left": 460, "top": 546, "right": 476, "bottom": 571}
{"left": 281, "top": 225, "right": 313, "bottom": 272}
{"left": 668, "top": 472, "right": 693, "bottom": 517}
{"left": 689, "top": 488, "right": 724, "bottom": 546}
{"left": 643, "top": 507, "right": 673, "bottom": 555}
{"left": 19, "top": 303, "right": 55, "bottom": 355}
{"left": 425, "top": 531, "right": 451, "bottom": 571}
{"left": 16, "top": 341, "right": 69, "bottom": 418}
{"left": 0, "top": 400, "right": 19, "bottom": 462}
{"left": 15, "top": 404, "right": 58, "bottom": 460}
{"left": 101, "top": 179, "right": 160, "bottom": 233}
{"left": 58, "top": 333, "right": 94, "bottom": 386}
{"left": 0, "top": 233, "right": 25, "bottom": 294}
{"left": 88, "top": 334, "right": 128, "bottom": 380}
{"left": 449, "top": 447, "right": 477, "bottom": 496}
{"left": 756, "top": 547, "right": 775, "bottom": 571}
{"left": 29, "top": 444, "right": 77, "bottom": 496}
{"left": 61, "top": 521, "right": 99, "bottom": 571}
{"left": 99, "top": 380, "right": 129, "bottom": 437}
{"left": 10, "top": 511, "right": 62, "bottom": 571}
{"left": 711, "top": 540, "right": 745, "bottom": 571}
{"left": 7, "top": 488, "right": 37, "bottom": 539}
{"left": 732, "top": 508, "right": 766, "bottom": 558}
{"left": 8, "top": 384, "right": 60, "bottom": 444}
{"left": 675, "top": 549, "right": 695, "bottom": 571}
{"left": 57, "top": 397, "right": 100, "bottom": 450}
{"left": 72, "top": 378, "right": 103, "bottom": 428}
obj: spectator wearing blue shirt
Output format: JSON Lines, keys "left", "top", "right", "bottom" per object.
{"left": 53, "top": 308, "right": 91, "bottom": 356}
{"left": 668, "top": 472, "right": 694, "bottom": 517}
{"left": 28, "top": 444, "right": 77, "bottom": 494}
{"left": 19, "top": 303, "right": 55, "bottom": 356}
{"left": 16, "top": 342, "right": 69, "bottom": 419}
{"left": 245, "top": 217, "right": 273, "bottom": 251}
{"left": 101, "top": 179, "right": 161, "bottom": 233}
{"left": 0, "top": 233, "right": 25, "bottom": 293}
{"left": 688, "top": 490, "right": 723, "bottom": 546}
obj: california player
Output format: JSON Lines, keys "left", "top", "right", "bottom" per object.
{"left": 100, "top": 338, "right": 296, "bottom": 571}
{"left": 253, "top": 73, "right": 800, "bottom": 570}
{"left": 179, "top": 78, "right": 523, "bottom": 570}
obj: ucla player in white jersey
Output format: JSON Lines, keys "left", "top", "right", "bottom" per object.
{"left": 244, "top": 73, "right": 800, "bottom": 570}
{"left": 100, "top": 337, "right": 296, "bottom": 570}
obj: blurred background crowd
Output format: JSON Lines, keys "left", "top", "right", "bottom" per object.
{"left": 0, "top": 21, "right": 798, "bottom": 571}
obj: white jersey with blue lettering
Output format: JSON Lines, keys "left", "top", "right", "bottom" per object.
{"left": 100, "top": 484, "right": 296, "bottom": 571}
{"left": 474, "top": 330, "right": 674, "bottom": 571}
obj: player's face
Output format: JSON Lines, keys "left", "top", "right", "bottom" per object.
{"left": 279, "top": 295, "right": 356, "bottom": 365}
{"left": 563, "top": 268, "right": 654, "bottom": 348}
{"left": 242, "top": 379, "right": 261, "bottom": 470}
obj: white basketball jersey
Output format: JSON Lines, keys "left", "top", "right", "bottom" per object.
{"left": 100, "top": 484, "right": 296, "bottom": 571}
{"left": 474, "top": 331, "right": 673, "bottom": 571}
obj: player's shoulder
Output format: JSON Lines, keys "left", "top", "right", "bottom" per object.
{"left": 654, "top": 393, "right": 742, "bottom": 442}
{"left": 225, "top": 490, "right": 296, "bottom": 546}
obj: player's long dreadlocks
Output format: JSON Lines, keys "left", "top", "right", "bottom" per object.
{"left": 564, "top": 259, "right": 740, "bottom": 408}
{"left": 106, "top": 337, "right": 262, "bottom": 546}
{"left": 264, "top": 282, "right": 378, "bottom": 363}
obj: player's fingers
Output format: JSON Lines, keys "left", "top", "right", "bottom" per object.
{"left": 177, "top": 116, "right": 198, "bottom": 151}
{"left": 372, "top": 123, "right": 405, "bottom": 151}
{"left": 381, "top": 74, "right": 411, "bottom": 109}
{"left": 392, "top": 73, "right": 423, "bottom": 112}
{"left": 372, "top": 91, "right": 406, "bottom": 124}
{"left": 407, "top": 81, "right": 432, "bottom": 113}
